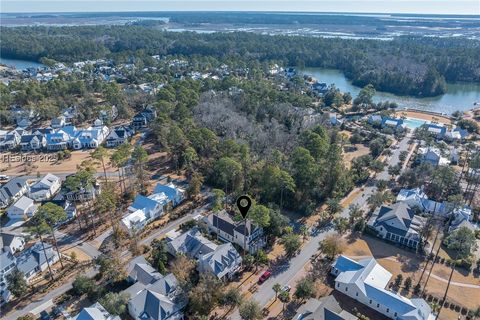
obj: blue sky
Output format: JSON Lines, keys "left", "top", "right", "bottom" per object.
{"left": 1, "top": 0, "right": 479, "bottom": 15}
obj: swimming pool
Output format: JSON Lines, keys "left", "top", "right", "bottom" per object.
{"left": 403, "top": 118, "right": 429, "bottom": 129}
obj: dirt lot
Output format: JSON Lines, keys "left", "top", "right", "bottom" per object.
{"left": 0, "top": 150, "right": 118, "bottom": 176}
{"left": 343, "top": 235, "right": 480, "bottom": 313}
{"left": 343, "top": 144, "right": 370, "bottom": 169}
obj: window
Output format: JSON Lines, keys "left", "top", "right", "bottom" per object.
{"left": 337, "top": 283, "right": 340, "bottom": 288}
{"left": 356, "top": 292, "right": 358, "bottom": 297}
{"left": 369, "top": 300, "right": 372, "bottom": 304}
{"left": 394, "top": 312, "right": 397, "bottom": 317}
{"left": 345, "top": 287, "right": 348, "bottom": 292}
{"left": 387, "top": 308, "right": 389, "bottom": 313}
{"left": 377, "top": 303, "right": 380, "bottom": 308}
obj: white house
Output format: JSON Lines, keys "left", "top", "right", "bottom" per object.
{"left": 331, "top": 255, "right": 434, "bottom": 320}
{"left": 1, "top": 232, "right": 26, "bottom": 254}
{"left": 396, "top": 188, "right": 446, "bottom": 215}
{"left": 74, "top": 302, "right": 120, "bottom": 320}
{"left": 29, "top": 173, "right": 61, "bottom": 201}
{"left": 417, "top": 147, "right": 449, "bottom": 166}
{"left": 7, "top": 196, "right": 38, "bottom": 219}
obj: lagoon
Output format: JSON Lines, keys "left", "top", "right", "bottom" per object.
{"left": 0, "top": 57, "right": 45, "bottom": 70}
{"left": 301, "top": 68, "right": 480, "bottom": 114}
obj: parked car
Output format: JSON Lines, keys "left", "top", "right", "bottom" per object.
{"left": 0, "top": 175, "right": 9, "bottom": 181}
{"left": 258, "top": 271, "right": 272, "bottom": 284}
{"left": 281, "top": 285, "right": 291, "bottom": 292}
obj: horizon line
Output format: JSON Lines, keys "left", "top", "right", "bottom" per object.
{"left": 1, "top": 10, "right": 480, "bottom": 17}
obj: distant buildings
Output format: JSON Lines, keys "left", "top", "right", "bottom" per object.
{"left": 331, "top": 255, "right": 434, "bottom": 320}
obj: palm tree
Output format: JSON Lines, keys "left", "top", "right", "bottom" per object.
{"left": 278, "top": 291, "right": 290, "bottom": 311}
{"left": 273, "top": 283, "right": 282, "bottom": 301}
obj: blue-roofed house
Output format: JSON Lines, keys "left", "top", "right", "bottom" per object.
{"left": 423, "top": 123, "right": 446, "bottom": 139}
{"left": 121, "top": 194, "right": 166, "bottom": 234}
{"left": 153, "top": 183, "right": 185, "bottom": 207}
{"left": 368, "top": 115, "right": 383, "bottom": 125}
{"left": 45, "top": 131, "right": 71, "bottom": 151}
{"left": 331, "top": 255, "right": 434, "bottom": 320}
{"left": 381, "top": 117, "right": 405, "bottom": 131}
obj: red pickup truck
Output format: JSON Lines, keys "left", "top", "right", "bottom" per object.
{"left": 258, "top": 271, "right": 272, "bottom": 284}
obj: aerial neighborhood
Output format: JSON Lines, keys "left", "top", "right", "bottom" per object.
{"left": 1, "top": 14, "right": 480, "bottom": 320}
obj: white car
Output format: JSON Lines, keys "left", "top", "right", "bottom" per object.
{"left": 281, "top": 285, "right": 291, "bottom": 292}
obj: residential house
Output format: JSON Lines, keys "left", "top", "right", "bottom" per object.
{"left": 44, "top": 198, "right": 77, "bottom": 221}
{"left": 197, "top": 242, "right": 243, "bottom": 280}
{"left": 62, "top": 178, "right": 101, "bottom": 202}
{"left": 124, "top": 256, "right": 186, "bottom": 320}
{"left": 7, "top": 195, "right": 38, "bottom": 219}
{"left": 132, "top": 113, "right": 148, "bottom": 129}
{"left": 166, "top": 228, "right": 242, "bottom": 280}
{"left": 105, "top": 125, "right": 133, "bottom": 148}
{"left": 45, "top": 131, "right": 71, "bottom": 151}
{"left": 331, "top": 255, "right": 434, "bottom": 320}
{"left": 152, "top": 183, "right": 185, "bottom": 207}
{"left": 99, "top": 105, "right": 118, "bottom": 124}
{"left": 0, "top": 131, "right": 21, "bottom": 151}
{"left": 74, "top": 302, "right": 120, "bottom": 320}
{"left": 204, "top": 211, "right": 266, "bottom": 253}
{"left": 444, "top": 127, "right": 469, "bottom": 141}
{"left": 71, "top": 125, "right": 109, "bottom": 149}
{"left": 19, "top": 134, "right": 46, "bottom": 151}
{"left": 449, "top": 206, "right": 476, "bottom": 233}
{"left": 368, "top": 115, "right": 383, "bottom": 125}
{"left": 417, "top": 147, "right": 450, "bottom": 166}
{"left": 29, "top": 173, "right": 61, "bottom": 201}
{"left": 367, "top": 202, "right": 427, "bottom": 250}
{"left": 294, "top": 295, "right": 358, "bottom": 320}
{"left": 121, "top": 194, "right": 166, "bottom": 234}
{"left": 381, "top": 117, "right": 405, "bottom": 131}
{"left": 396, "top": 188, "right": 446, "bottom": 215}
{"left": 423, "top": 123, "right": 446, "bottom": 139}
{"left": 0, "top": 249, "right": 16, "bottom": 305}
{"left": 1, "top": 232, "right": 26, "bottom": 254}
{"left": 131, "top": 106, "right": 157, "bottom": 129}
{"left": 16, "top": 242, "right": 59, "bottom": 281}
{"left": 51, "top": 115, "right": 66, "bottom": 128}
{"left": 0, "top": 177, "right": 30, "bottom": 208}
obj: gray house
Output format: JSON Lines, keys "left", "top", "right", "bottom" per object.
{"left": 0, "top": 177, "right": 30, "bottom": 208}
{"left": 293, "top": 295, "right": 357, "bottom": 320}
{"left": 166, "top": 228, "right": 242, "bottom": 280}
{"left": 367, "top": 202, "right": 427, "bottom": 249}
{"left": 124, "top": 256, "right": 185, "bottom": 320}
{"left": 74, "top": 302, "right": 120, "bottom": 320}
{"left": 16, "top": 242, "right": 59, "bottom": 280}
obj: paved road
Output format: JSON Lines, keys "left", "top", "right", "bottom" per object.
{"left": 230, "top": 135, "right": 412, "bottom": 319}
{"left": 2, "top": 208, "right": 203, "bottom": 320}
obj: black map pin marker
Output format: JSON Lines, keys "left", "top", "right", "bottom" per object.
{"left": 236, "top": 195, "right": 252, "bottom": 219}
